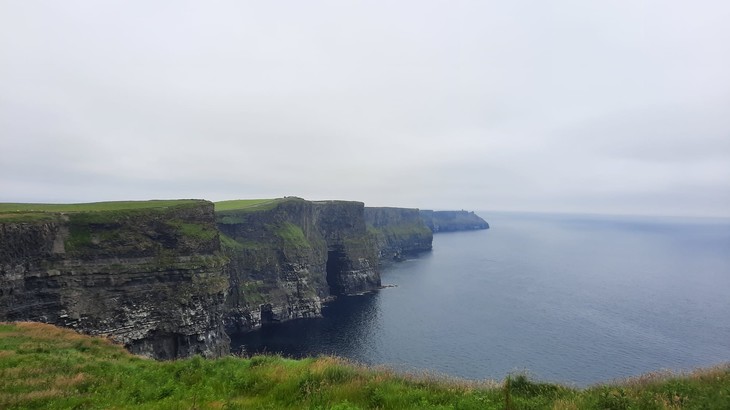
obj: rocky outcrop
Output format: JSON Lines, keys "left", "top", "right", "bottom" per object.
{"left": 419, "top": 210, "right": 489, "bottom": 232}
{"left": 216, "top": 198, "right": 379, "bottom": 334}
{"left": 365, "top": 207, "right": 433, "bottom": 262}
{"left": 0, "top": 201, "right": 230, "bottom": 359}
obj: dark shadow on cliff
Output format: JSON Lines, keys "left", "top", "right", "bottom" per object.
{"left": 325, "top": 246, "right": 348, "bottom": 296}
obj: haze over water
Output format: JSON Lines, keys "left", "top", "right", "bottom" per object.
{"left": 232, "top": 212, "right": 730, "bottom": 386}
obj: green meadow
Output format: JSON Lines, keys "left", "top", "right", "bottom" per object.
{"left": 0, "top": 322, "right": 727, "bottom": 409}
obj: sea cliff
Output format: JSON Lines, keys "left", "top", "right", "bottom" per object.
{"left": 420, "top": 210, "right": 490, "bottom": 232}
{"left": 216, "top": 198, "right": 380, "bottom": 334}
{"left": 0, "top": 198, "right": 487, "bottom": 359}
{"left": 0, "top": 200, "right": 229, "bottom": 359}
{"left": 365, "top": 207, "right": 433, "bottom": 262}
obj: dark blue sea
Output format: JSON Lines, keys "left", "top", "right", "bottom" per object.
{"left": 231, "top": 212, "right": 730, "bottom": 386}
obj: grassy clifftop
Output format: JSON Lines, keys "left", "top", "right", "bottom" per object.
{"left": 0, "top": 199, "right": 221, "bottom": 260}
{"left": 0, "top": 199, "right": 204, "bottom": 213}
{"left": 214, "top": 198, "right": 279, "bottom": 213}
{"left": 1, "top": 322, "right": 728, "bottom": 409}
{"left": 1, "top": 200, "right": 230, "bottom": 359}
{"left": 0, "top": 200, "right": 208, "bottom": 223}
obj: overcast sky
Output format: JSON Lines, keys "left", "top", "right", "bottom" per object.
{"left": 1, "top": 1, "right": 729, "bottom": 217}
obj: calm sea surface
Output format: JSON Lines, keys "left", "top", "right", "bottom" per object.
{"left": 231, "top": 212, "right": 730, "bottom": 386}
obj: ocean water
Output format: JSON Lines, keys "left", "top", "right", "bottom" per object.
{"left": 230, "top": 212, "right": 730, "bottom": 386}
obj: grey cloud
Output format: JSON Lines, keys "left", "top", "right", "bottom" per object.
{"left": 1, "top": 1, "right": 729, "bottom": 216}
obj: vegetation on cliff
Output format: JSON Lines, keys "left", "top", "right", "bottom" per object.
{"left": 0, "top": 200, "right": 204, "bottom": 213}
{"left": 364, "top": 207, "right": 433, "bottom": 262}
{"left": 0, "top": 199, "right": 230, "bottom": 360}
{"left": 0, "top": 200, "right": 221, "bottom": 254}
{"left": 0, "top": 200, "right": 204, "bottom": 221}
{"left": 214, "top": 197, "right": 380, "bottom": 332}
{"left": 1, "top": 322, "right": 728, "bottom": 409}
{"left": 215, "top": 198, "right": 295, "bottom": 224}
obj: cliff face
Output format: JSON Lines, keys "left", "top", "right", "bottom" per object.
{"left": 314, "top": 201, "right": 380, "bottom": 295}
{"left": 0, "top": 201, "right": 230, "bottom": 359}
{"left": 419, "top": 210, "right": 489, "bottom": 232}
{"left": 1, "top": 197, "right": 488, "bottom": 358}
{"left": 364, "top": 207, "right": 433, "bottom": 262}
{"left": 216, "top": 198, "right": 380, "bottom": 334}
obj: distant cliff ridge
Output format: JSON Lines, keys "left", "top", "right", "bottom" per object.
{"left": 0, "top": 198, "right": 487, "bottom": 359}
{"left": 364, "top": 207, "right": 432, "bottom": 262}
{"left": 419, "top": 210, "right": 490, "bottom": 232}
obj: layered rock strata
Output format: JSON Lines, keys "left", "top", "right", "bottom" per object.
{"left": 364, "top": 207, "right": 433, "bottom": 262}
{"left": 1, "top": 198, "right": 486, "bottom": 358}
{"left": 215, "top": 198, "right": 380, "bottom": 333}
{"left": 0, "top": 201, "right": 230, "bottom": 359}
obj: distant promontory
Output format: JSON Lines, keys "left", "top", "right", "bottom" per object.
{"left": 420, "top": 210, "right": 490, "bottom": 232}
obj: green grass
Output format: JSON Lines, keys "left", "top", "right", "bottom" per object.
{"left": 220, "top": 222, "right": 309, "bottom": 252}
{"left": 219, "top": 233, "right": 265, "bottom": 251}
{"left": 240, "top": 280, "right": 268, "bottom": 305}
{"left": 369, "top": 222, "right": 432, "bottom": 238}
{"left": 0, "top": 200, "right": 208, "bottom": 225}
{"left": 59, "top": 211, "right": 217, "bottom": 256}
{"left": 215, "top": 198, "right": 311, "bottom": 224}
{"left": 1, "top": 323, "right": 728, "bottom": 409}
{"left": 0, "top": 212, "right": 60, "bottom": 223}
{"left": 215, "top": 199, "right": 280, "bottom": 225}
{"left": 220, "top": 233, "right": 247, "bottom": 251}
{"left": 275, "top": 222, "right": 310, "bottom": 249}
{"left": 166, "top": 220, "right": 218, "bottom": 242}
{"left": 214, "top": 199, "right": 278, "bottom": 212}
{"left": 0, "top": 200, "right": 204, "bottom": 213}
{"left": 0, "top": 200, "right": 218, "bottom": 258}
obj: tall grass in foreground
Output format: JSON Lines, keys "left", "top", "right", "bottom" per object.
{"left": 0, "top": 322, "right": 728, "bottom": 409}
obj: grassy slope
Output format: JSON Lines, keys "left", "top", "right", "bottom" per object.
{"left": 1, "top": 323, "right": 728, "bottom": 409}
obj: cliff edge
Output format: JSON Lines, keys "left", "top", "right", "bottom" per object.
{"left": 215, "top": 198, "right": 380, "bottom": 334}
{"left": 0, "top": 198, "right": 485, "bottom": 359}
{"left": 0, "top": 200, "right": 230, "bottom": 359}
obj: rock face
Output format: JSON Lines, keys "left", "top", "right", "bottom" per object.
{"left": 0, "top": 201, "right": 230, "bottom": 359}
{"left": 419, "top": 210, "right": 489, "bottom": 232}
{"left": 0, "top": 197, "right": 486, "bottom": 359}
{"left": 364, "top": 207, "right": 433, "bottom": 262}
{"left": 216, "top": 198, "right": 380, "bottom": 334}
